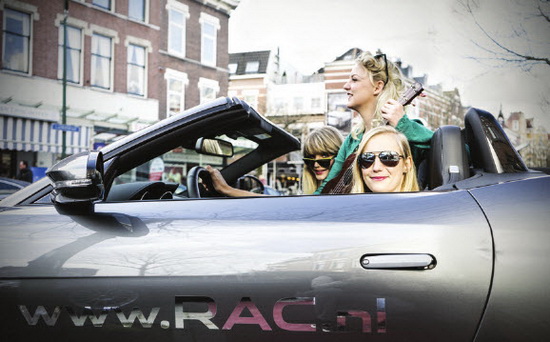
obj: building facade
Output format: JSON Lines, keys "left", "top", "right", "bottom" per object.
{"left": 500, "top": 110, "right": 549, "bottom": 168}
{"left": 0, "top": 0, "right": 238, "bottom": 179}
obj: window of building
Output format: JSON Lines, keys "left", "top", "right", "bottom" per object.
{"left": 228, "top": 63, "right": 237, "bottom": 74}
{"left": 513, "top": 120, "right": 519, "bottom": 131}
{"left": 165, "top": 69, "right": 188, "bottom": 116}
{"left": 57, "top": 25, "right": 83, "bottom": 84}
{"left": 311, "top": 97, "right": 321, "bottom": 110}
{"left": 198, "top": 78, "right": 219, "bottom": 104}
{"left": 2, "top": 8, "right": 31, "bottom": 73}
{"left": 293, "top": 97, "right": 303, "bottom": 112}
{"left": 128, "top": 0, "right": 146, "bottom": 22}
{"left": 93, "top": 0, "right": 112, "bottom": 11}
{"left": 272, "top": 97, "right": 285, "bottom": 115}
{"left": 127, "top": 44, "right": 146, "bottom": 96}
{"left": 245, "top": 61, "right": 259, "bottom": 73}
{"left": 199, "top": 13, "right": 220, "bottom": 67}
{"left": 243, "top": 93, "right": 258, "bottom": 109}
{"left": 167, "top": 1, "right": 189, "bottom": 57}
{"left": 91, "top": 33, "right": 113, "bottom": 90}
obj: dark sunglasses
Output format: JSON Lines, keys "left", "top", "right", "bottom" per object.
{"left": 374, "top": 53, "right": 389, "bottom": 85}
{"left": 358, "top": 151, "right": 403, "bottom": 169}
{"left": 303, "top": 156, "right": 334, "bottom": 169}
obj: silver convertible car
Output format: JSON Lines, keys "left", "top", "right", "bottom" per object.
{"left": 1, "top": 97, "right": 549, "bottom": 341}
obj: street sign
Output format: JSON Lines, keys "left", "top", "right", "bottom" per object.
{"left": 52, "top": 123, "right": 80, "bottom": 132}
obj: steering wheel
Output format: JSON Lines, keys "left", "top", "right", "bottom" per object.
{"left": 187, "top": 166, "right": 216, "bottom": 198}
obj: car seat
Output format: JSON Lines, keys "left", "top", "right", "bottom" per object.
{"left": 428, "top": 125, "right": 470, "bottom": 189}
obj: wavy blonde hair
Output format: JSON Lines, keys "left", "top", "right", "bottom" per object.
{"left": 350, "top": 126, "right": 419, "bottom": 193}
{"left": 351, "top": 51, "right": 405, "bottom": 139}
{"left": 301, "top": 126, "right": 344, "bottom": 194}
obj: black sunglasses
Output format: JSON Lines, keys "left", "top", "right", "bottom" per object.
{"left": 374, "top": 53, "right": 389, "bottom": 85}
{"left": 303, "top": 156, "right": 334, "bottom": 169}
{"left": 358, "top": 151, "right": 403, "bottom": 169}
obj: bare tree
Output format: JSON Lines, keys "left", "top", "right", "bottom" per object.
{"left": 459, "top": 0, "right": 550, "bottom": 69}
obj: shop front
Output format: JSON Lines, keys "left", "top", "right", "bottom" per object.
{"left": 0, "top": 103, "right": 92, "bottom": 180}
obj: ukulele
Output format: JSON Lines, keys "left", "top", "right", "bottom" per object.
{"left": 321, "top": 82, "right": 424, "bottom": 194}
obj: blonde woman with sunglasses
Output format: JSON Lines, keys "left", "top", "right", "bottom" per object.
{"left": 206, "top": 126, "right": 343, "bottom": 196}
{"left": 301, "top": 126, "right": 344, "bottom": 194}
{"left": 315, "top": 51, "right": 432, "bottom": 194}
{"left": 351, "top": 126, "right": 419, "bottom": 193}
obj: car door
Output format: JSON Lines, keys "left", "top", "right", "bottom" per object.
{"left": 1, "top": 189, "right": 492, "bottom": 341}
{"left": 467, "top": 177, "right": 550, "bottom": 341}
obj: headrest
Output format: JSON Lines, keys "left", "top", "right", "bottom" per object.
{"left": 429, "top": 125, "right": 469, "bottom": 189}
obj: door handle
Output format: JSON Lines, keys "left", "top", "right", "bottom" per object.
{"left": 360, "top": 254, "right": 436, "bottom": 270}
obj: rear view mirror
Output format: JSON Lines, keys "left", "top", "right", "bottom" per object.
{"left": 195, "top": 138, "right": 234, "bottom": 157}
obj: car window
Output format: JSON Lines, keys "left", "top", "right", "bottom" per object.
{"left": 108, "top": 135, "right": 263, "bottom": 201}
{"left": 0, "top": 182, "right": 20, "bottom": 191}
{"left": 113, "top": 146, "right": 225, "bottom": 187}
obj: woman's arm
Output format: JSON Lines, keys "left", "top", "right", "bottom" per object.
{"left": 395, "top": 114, "right": 433, "bottom": 147}
{"left": 206, "top": 165, "right": 266, "bottom": 197}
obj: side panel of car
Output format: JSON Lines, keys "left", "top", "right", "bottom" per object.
{"left": 469, "top": 176, "right": 550, "bottom": 341}
{"left": 0, "top": 190, "right": 493, "bottom": 341}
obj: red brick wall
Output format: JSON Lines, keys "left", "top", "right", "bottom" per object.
{"left": 1, "top": 0, "right": 232, "bottom": 121}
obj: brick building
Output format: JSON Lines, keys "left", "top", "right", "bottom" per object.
{"left": 0, "top": 0, "right": 238, "bottom": 179}
{"left": 499, "top": 110, "right": 549, "bottom": 167}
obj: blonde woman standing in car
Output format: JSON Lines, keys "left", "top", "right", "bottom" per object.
{"left": 315, "top": 51, "right": 432, "bottom": 194}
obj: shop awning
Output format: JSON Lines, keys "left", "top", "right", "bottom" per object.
{"left": 1, "top": 116, "right": 92, "bottom": 154}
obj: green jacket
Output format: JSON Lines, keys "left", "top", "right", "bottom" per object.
{"left": 314, "top": 115, "right": 433, "bottom": 194}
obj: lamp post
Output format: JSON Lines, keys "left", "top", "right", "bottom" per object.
{"left": 61, "top": 0, "right": 69, "bottom": 159}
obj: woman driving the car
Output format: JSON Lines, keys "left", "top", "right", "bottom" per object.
{"left": 206, "top": 126, "right": 343, "bottom": 196}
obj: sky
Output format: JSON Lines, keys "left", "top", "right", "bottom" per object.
{"left": 228, "top": 0, "right": 550, "bottom": 131}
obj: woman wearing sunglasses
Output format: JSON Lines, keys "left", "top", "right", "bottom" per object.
{"left": 315, "top": 51, "right": 432, "bottom": 194}
{"left": 205, "top": 126, "right": 343, "bottom": 196}
{"left": 351, "top": 126, "right": 419, "bottom": 193}
{"left": 301, "top": 126, "right": 343, "bottom": 194}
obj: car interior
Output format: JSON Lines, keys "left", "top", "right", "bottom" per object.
{"left": 102, "top": 105, "right": 538, "bottom": 202}
{"left": 3, "top": 99, "right": 543, "bottom": 207}
{"left": 101, "top": 98, "right": 301, "bottom": 201}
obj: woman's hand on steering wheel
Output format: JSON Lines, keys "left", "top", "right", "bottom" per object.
{"left": 206, "top": 165, "right": 233, "bottom": 195}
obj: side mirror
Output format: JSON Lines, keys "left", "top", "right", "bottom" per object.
{"left": 195, "top": 138, "right": 234, "bottom": 157}
{"left": 47, "top": 151, "right": 105, "bottom": 214}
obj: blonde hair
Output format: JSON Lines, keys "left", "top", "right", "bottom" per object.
{"left": 351, "top": 51, "right": 405, "bottom": 139}
{"left": 301, "top": 126, "right": 344, "bottom": 194}
{"left": 350, "top": 126, "right": 419, "bottom": 193}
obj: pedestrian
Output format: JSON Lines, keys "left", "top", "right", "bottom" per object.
{"left": 17, "top": 160, "right": 33, "bottom": 183}
{"left": 315, "top": 51, "right": 433, "bottom": 194}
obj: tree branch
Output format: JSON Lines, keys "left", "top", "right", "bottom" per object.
{"left": 538, "top": 2, "right": 550, "bottom": 23}
{"left": 464, "top": 0, "right": 550, "bottom": 67}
